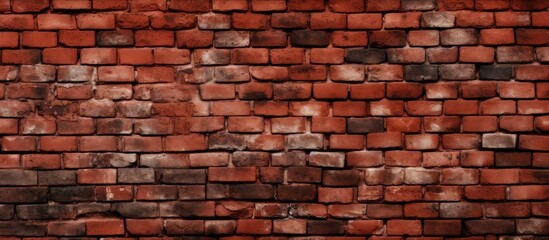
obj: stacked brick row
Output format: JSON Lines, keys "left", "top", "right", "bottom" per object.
{"left": 0, "top": 0, "right": 548, "bottom": 238}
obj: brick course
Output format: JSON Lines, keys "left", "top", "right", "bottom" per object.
{"left": 0, "top": 0, "right": 547, "bottom": 237}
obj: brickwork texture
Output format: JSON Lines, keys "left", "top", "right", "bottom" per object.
{"left": 0, "top": 0, "right": 548, "bottom": 238}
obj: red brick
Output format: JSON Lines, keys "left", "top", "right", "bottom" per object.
{"left": 48, "top": 221, "right": 86, "bottom": 236}
{"left": 310, "top": 13, "right": 346, "bottom": 30}
{"left": 366, "top": 0, "right": 400, "bottom": 11}
{"left": 116, "top": 13, "right": 149, "bottom": 29}
{"left": 59, "top": 30, "right": 95, "bottom": 47}
{"left": 424, "top": 220, "right": 461, "bottom": 236}
{"left": 509, "top": 185, "right": 549, "bottom": 200}
{"left": 456, "top": 11, "right": 494, "bottom": 28}
{"left": 130, "top": 0, "right": 166, "bottom": 11}
{"left": 350, "top": 83, "right": 386, "bottom": 100}
{"left": 52, "top": 0, "right": 91, "bottom": 10}
{"left": 2, "top": 49, "right": 41, "bottom": 65}
{"left": 516, "top": 65, "right": 549, "bottom": 81}
{"left": 476, "top": 0, "right": 510, "bottom": 10}
{"left": 0, "top": 119, "right": 18, "bottom": 134}
{"left": 387, "top": 220, "right": 422, "bottom": 236}
{"left": 536, "top": 116, "right": 549, "bottom": 132}
{"left": 126, "top": 219, "right": 162, "bottom": 236}
{"left": 438, "top": 0, "right": 474, "bottom": 10}
{"left": 93, "top": 0, "right": 128, "bottom": 10}
{"left": 169, "top": 0, "right": 210, "bottom": 11}
{"left": 232, "top": 48, "right": 269, "bottom": 64}
{"left": 6, "top": 83, "right": 49, "bottom": 100}
{"left": 81, "top": 48, "right": 117, "bottom": 65}
{"left": 333, "top": 101, "right": 367, "bottom": 117}
{"left": 495, "top": 12, "right": 531, "bottom": 27}
{"left": 408, "top": 30, "right": 439, "bottom": 46}
{"left": 98, "top": 66, "right": 135, "bottom": 83}
{"left": 348, "top": 13, "right": 383, "bottom": 29}
{"left": 385, "top": 12, "right": 422, "bottom": 29}
{"left": 385, "top": 151, "right": 421, "bottom": 167}
{"left": 228, "top": 117, "right": 264, "bottom": 133}
{"left": 165, "top": 134, "right": 207, "bottom": 152}
{"left": 122, "top": 136, "right": 162, "bottom": 152}
{"left": 288, "top": 0, "right": 324, "bottom": 11}
{"left": 42, "top": 48, "right": 77, "bottom": 65}
{"left": 236, "top": 219, "right": 272, "bottom": 235}
{"left": 480, "top": 169, "right": 519, "bottom": 185}
{"left": 271, "top": 48, "right": 304, "bottom": 65}
{"left": 480, "top": 203, "right": 525, "bottom": 219}
{"left": 0, "top": 14, "right": 35, "bottom": 30}
{"left": 405, "top": 203, "right": 439, "bottom": 218}
{"left": 329, "top": 135, "right": 364, "bottom": 150}
{"left": 273, "top": 219, "right": 306, "bottom": 234}
{"left": 366, "top": 203, "right": 403, "bottom": 218}
{"left": 211, "top": 101, "right": 250, "bottom": 116}
{"left": 151, "top": 13, "right": 196, "bottom": 29}
{"left": 236, "top": 82, "right": 272, "bottom": 100}
{"left": 512, "top": 0, "right": 549, "bottom": 10}
{"left": 332, "top": 31, "right": 368, "bottom": 47}
{"left": 347, "top": 220, "right": 383, "bottom": 235}
{"left": 480, "top": 28, "right": 515, "bottom": 45}
{"left": 79, "top": 136, "right": 118, "bottom": 151}
{"left": 462, "top": 116, "right": 498, "bottom": 132}
{"left": 328, "top": 0, "right": 364, "bottom": 12}
{"left": 403, "top": 134, "right": 438, "bottom": 150}
{"left": 86, "top": 218, "right": 125, "bottom": 236}
{"left": 519, "top": 135, "right": 549, "bottom": 151}
{"left": 153, "top": 48, "right": 190, "bottom": 65}
{"left": 406, "top": 101, "right": 442, "bottom": 116}
{"left": 19, "top": 65, "right": 55, "bottom": 82}
{"left": 37, "top": 14, "right": 76, "bottom": 30}
{"left": 21, "top": 116, "right": 56, "bottom": 135}
{"left": 459, "top": 46, "right": 494, "bottom": 63}
{"left": 427, "top": 47, "right": 458, "bottom": 63}
{"left": 367, "top": 132, "right": 402, "bottom": 149}
{"left": 251, "top": 0, "right": 286, "bottom": 11}
{"left": 209, "top": 167, "right": 256, "bottom": 182}
{"left": 40, "top": 136, "right": 77, "bottom": 152}
{"left": 119, "top": 48, "right": 154, "bottom": 65}
{"left": 233, "top": 13, "right": 268, "bottom": 30}
{"left": 385, "top": 186, "right": 422, "bottom": 202}
{"left": 318, "top": 187, "right": 353, "bottom": 203}
{"left": 370, "top": 100, "right": 404, "bottom": 116}
{"left": 0, "top": 32, "right": 19, "bottom": 48}
{"left": 12, "top": 0, "right": 49, "bottom": 12}
{"left": 291, "top": 102, "right": 329, "bottom": 116}
{"left": 516, "top": 28, "right": 548, "bottom": 45}
{"left": 76, "top": 13, "right": 115, "bottom": 29}
{"left": 310, "top": 83, "right": 344, "bottom": 100}
{"left": 23, "top": 154, "right": 61, "bottom": 169}
{"left": 135, "top": 30, "right": 174, "bottom": 47}
{"left": 370, "top": 30, "right": 407, "bottom": 47}
{"left": 254, "top": 101, "right": 289, "bottom": 116}
{"left": 481, "top": 99, "right": 516, "bottom": 115}
{"left": 213, "top": 0, "right": 248, "bottom": 11}
{"left": 465, "top": 186, "right": 505, "bottom": 200}
{"left": 271, "top": 13, "right": 308, "bottom": 29}
{"left": 77, "top": 169, "right": 116, "bottom": 184}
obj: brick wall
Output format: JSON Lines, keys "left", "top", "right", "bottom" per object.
{"left": 0, "top": 0, "right": 548, "bottom": 238}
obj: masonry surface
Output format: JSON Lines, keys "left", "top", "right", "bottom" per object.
{"left": 0, "top": 0, "right": 548, "bottom": 238}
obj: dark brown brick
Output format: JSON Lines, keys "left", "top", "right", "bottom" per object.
{"left": 290, "top": 30, "right": 330, "bottom": 47}
{"left": 347, "top": 118, "right": 385, "bottom": 133}
{"left": 276, "top": 185, "right": 316, "bottom": 202}
{"left": 0, "top": 187, "right": 48, "bottom": 203}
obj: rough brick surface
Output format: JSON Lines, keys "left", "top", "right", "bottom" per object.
{"left": 0, "top": 0, "right": 548, "bottom": 238}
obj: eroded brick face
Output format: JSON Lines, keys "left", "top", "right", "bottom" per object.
{"left": 0, "top": 0, "right": 548, "bottom": 238}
